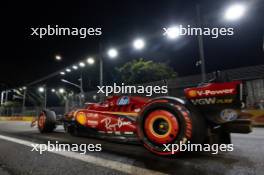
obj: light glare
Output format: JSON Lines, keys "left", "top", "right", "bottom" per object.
{"left": 87, "top": 57, "right": 95, "bottom": 65}
{"left": 225, "top": 4, "right": 246, "bottom": 21}
{"left": 66, "top": 68, "right": 71, "bottom": 72}
{"left": 55, "top": 55, "right": 62, "bottom": 60}
{"left": 59, "top": 88, "right": 65, "bottom": 94}
{"left": 38, "top": 87, "right": 45, "bottom": 93}
{"left": 165, "top": 26, "right": 180, "bottom": 39}
{"left": 79, "top": 62, "right": 85, "bottom": 67}
{"left": 133, "top": 38, "right": 145, "bottom": 50}
{"left": 107, "top": 48, "right": 118, "bottom": 58}
{"left": 72, "top": 65, "right": 78, "bottom": 70}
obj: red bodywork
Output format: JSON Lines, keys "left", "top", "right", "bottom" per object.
{"left": 69, "top": 81, "right": 242, "bottom": 136}
{"left": 36, "top": 80, "right": 251, "bottom": 155}
{"left": 72, "top": 96, "right": 150, "bottom": 135}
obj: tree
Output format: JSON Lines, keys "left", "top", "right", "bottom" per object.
{"left": 116, "top": 58, "right": 177, "bottom": 84}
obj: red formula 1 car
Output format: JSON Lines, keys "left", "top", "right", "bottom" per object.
{"left": 37, "top": 80, "right": 252, "bottom": 156}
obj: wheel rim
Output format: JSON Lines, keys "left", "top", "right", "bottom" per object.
{"left": 38, "top": 112, "right": 46, "bottom": 129}
{"left": 144, "top": 110, "right": 179, "bottom": 144}
{"left": 153, "top": 118, "right": 169, "bottom": 135}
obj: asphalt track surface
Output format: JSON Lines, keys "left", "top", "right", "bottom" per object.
{"left": 0, "top": 121, "right": 263, "bottom": 175}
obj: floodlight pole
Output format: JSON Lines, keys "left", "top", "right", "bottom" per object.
{"left": 196, "top": 4, "right": 206, "bottom": 82}
{"left": 44, "top": 85, "right": 47, "bottom": 109}
{"left": 262, "top": 34, "right": 264, "bottom": 52}
{"left": 99, "top": 43, "right": 104, "bottom": 102}
{"left": 5, "top": 90, "right": 9, "bottom": 103}
{"left": 22, "top": 89, "right": 27, "bottom": 114}
{"left": 79, "top": 72, "right": 84, "bottom": 106}
{"left": 0, "top": 91, "right": 4, "bottom": 105}
{"left": 99, "top": 57, "right": 103, "bottom": 89}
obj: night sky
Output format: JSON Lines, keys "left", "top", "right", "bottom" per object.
{"left": 1, "top": 0, "right": 263, "bottom": 90}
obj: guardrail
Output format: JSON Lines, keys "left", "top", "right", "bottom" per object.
{"left": 0, "top": 116, "right": 35, "bottom": 121}
{"left": 0, "top": 106, "right": 65, "bottom": 117}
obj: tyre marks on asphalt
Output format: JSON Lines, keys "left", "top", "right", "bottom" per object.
{"left": 0, "top": 134, "right": 167, "bottom": 175}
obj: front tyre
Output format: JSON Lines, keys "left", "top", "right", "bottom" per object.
{"left": 137, "top": 98, "right": 206, "bottom": 156}
{"left": 38, "top": 109, "right": 57, "bottom": 133}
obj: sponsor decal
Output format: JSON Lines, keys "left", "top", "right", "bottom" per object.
{"left": 100, "top": 117, "right": 132, "bottom": 131}
{"left": 117, "top": 96, "right": 130, "bottom": 105}
{"left": 86, "top": 113, "right": 99, "bottom": 119}
{"left": 188, "top": 90, "right": 197, "bottom": 97}
{"left": 115, "top": 131, "right": 121, "bottom": 135}
{"left": 124, "top": 131, "right": 134, "bottom": 135}
{"left": 220, "top": 109, "right": 238, "bottom": 121}
{"left": 87, "top": 120, "right": 98, "bottom": 126}
{"left": 189, "top": 88, "right": 235, "bottom": 97}
{"left": 191, "top": 97, "right": 233, "bottom": 105}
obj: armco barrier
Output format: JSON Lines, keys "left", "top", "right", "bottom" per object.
{"left": 239, "top": 109, "right": 264, "bottom": 126}
{"left": 0, "top": 116, "right": 35, "bottom": 121}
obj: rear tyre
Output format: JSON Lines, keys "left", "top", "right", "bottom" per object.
{"left": 38, "top": 109, "right": 57, "bottom": 133}
{"left": 137, "top": 98, "right": 206, "bottom": 156}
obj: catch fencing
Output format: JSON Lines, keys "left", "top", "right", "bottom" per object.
{"left": 0, "top": 64, "right": 264, "bottom": 116}
{"left": 79, "top": 65, "right": 264, "bottom": 109}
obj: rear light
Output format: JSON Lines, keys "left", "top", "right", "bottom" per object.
{"left": 76, "top": 112, "right": 86, "bottom": 125}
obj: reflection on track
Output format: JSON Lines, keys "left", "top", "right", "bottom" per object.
{"left": 0, "top": 121, "right": 263, "bottom": 175}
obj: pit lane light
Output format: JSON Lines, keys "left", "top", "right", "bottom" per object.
{"left": 72, "top": 65, "right": 78, "bottom": 70}
{"left": 66, "top": 68, "right": 71, "bottom": 72}
{"left": 55, "top": 54, "right": 62, "bottom": 61}
{"left": 87, "top": 57, "right": 95, "bottom": 65}
{"left": 79, "top": 62, "right": 85, "bottom": 67}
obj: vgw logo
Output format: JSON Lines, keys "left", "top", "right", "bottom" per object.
{"left": 191, "top": 97, "right": 233, "bottom": 105}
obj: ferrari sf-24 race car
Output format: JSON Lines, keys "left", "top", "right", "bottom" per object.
{"left": 37, "top": 80, "right": 252, "bottom": 155}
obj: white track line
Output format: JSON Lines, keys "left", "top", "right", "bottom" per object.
{"left": 0, "top": 134, "right": 167, "bottom": 175}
